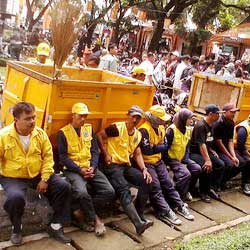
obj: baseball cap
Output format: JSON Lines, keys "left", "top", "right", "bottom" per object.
{"left": 132, "top": 66, "right": 145, "bottom": 75}
{"left": 72, "top": 103, "right": 90, "bottom": 114}
{"left": 128, "top": 105, "right": 144, "bottom": 117}
{"left": 172, "top": 51, "right": 179, "bottom": 57}
{"left": 222, "top": 103, "right": 240, "bottom": 112}
{"left": 149, "top": 105, "right": 171, "bottom": 121}
{"left": 37, "top": 42, "right": 50, "bottom": 56}
{"left": 204, "top": 104, "right": 224, "bottom": 115}
{"left": 225, "top": 62, "right": 234, "bottom": 68}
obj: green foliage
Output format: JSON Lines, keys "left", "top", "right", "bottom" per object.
{"left": 175, "top": 222, "right": 250, "bottom": 250}
{"left": 0, "top": 58, "right": 7, "bottom": 67}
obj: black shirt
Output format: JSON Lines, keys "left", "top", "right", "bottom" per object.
{"left": 190, "top": 119, "right": 214, "bottom": 154}
{"left": 212, "top": 115, "right": 234, "bottom": 152}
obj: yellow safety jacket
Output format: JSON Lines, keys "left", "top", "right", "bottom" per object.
{"left": 60, "top": 123, "right": 92, "bottom": 169}
{"left": 139, "top": 121, "right": 166, "bottom": 164}
{"left": 0, "top": 124, "right": 54, "bottom": 181}
{"left": 107, "top": 122, "right": 142, "bottom": 165}
{"left": 234, "top": 120, "right": 250, "bottom": 150}
{"left": 168, "top": 124, "right": 191, "bottom": 161}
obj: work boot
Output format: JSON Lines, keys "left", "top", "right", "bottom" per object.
{"left": 124, "top": 203, "right": 152, "bottom": 235}
{"left": 139, "top": 213, "right": 154, "bottom": 227}
{"left": 10, "top": 232, "right": 22, "bottom": 245}
{"left": 47, "top": 225, "right": 71, "bottom": 243}
{"left": 10, "top": 223, "right": 22, "bottom": 245}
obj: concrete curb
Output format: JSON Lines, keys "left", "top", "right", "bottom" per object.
{"left": 0, "top": 227, "right": 78, "bottom": 249}
{"left": 182, "top": 214, "right": 250, "bottom": 242}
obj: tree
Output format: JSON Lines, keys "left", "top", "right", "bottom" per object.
{"left": 174, "top": 0, "right": 250, "bottom": 55}
{"left": 25, "top": 0, "right": 53, "bottom": 31}
{"left": 108, "top": 0, "right": 138, "bottom": 44}
{"left": 143, "top": 0, "right": 250, "bottom": 52}
{"left": 84, "top": 0, "right": 116, "bottom": 46}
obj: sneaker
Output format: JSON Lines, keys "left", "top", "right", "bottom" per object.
{"left": 186, "top": 192, "right": 193, "bottom": 201}
{"left": 177, "top": 205, "right": 194, "bottom": 221}
{"left": 200, "top": 193, "right": 211, "bottom": 203}
{"left": 47, "top": 225, "right": 71, "bottom": 243}
{"left": 10, "top": 232, "right": 22, "bottom": 245}
{"left": 243, "top": 184, "right": 250, "bottom": 195}
{"left": 164, "top": 209, "right": 182, "bottom": 225}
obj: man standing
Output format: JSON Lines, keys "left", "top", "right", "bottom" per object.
{"left": 98, "top": 43, "right": 119, "bottom": 72}
{"left": 173, "top": 55, "right": 190, "bottom": 97}
{"left": 190, "top": 104, "right": 225, "bottom": 202}
{"left": 58, "top": 103, "right": 115, "bottom": 236}
{"left": 0, "top": 102, "right": 71, "bottom": 245}
{"left": 97, "top": 106, "right": 153, "bottom": 235}
{"left": 213, "top": 103, "right": 250, "bottom": 194}
{"left": 139, "top": 52, "right": 156, "bottom": 85}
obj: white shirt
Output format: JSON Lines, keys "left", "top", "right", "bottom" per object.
{"left": 98, "top": 53, "right": 119, "bottom": 72}
{"left": 173, "top": 61, "right": 188, "bottom": 90}
{"left": 139, "top": 60, "right": 154, "bottom": 85}
{"left": 19, "top": 134, "right": 31, "bottom": 152}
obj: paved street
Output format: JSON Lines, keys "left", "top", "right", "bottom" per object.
{"left": 1, "top": 189, "right": 250, "bottom": 250}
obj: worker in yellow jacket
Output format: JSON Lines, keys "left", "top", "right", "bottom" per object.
{"left": 139, "top": 105, "right": 194, "bottom": 225}
{"left": 97, "top": 105, "right": 153, "bottom": 235}
{"left": 0, "top": 102, "right": 71, "bottom": 245}
{"left": 234, "top": 114, "right": 250, "bottom": 195}
{"left": 57, "top": 103, "right": 115, "bottom": 236}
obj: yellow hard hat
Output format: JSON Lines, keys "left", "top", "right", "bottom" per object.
{"left": 72, "top": 103, "right": 90, "bottom": 115}
{"left": 37, "top": 42, "right": 50, "bottom": 56}
{"left": 149, "top": 105, "right": 171, "bottom": 121}
{"left": 132, "top": 66, "right": 145, "bottom": 75}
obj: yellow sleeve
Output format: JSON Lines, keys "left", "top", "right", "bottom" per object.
{"left": 40, "top": 131, "right": 54, "bottom": 181}
{"left": 0, "top": 136, "right": 4, "bottom": 171}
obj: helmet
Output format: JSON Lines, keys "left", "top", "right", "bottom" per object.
{"left": 37, "top": 42, "right": 50, "bottom": 56}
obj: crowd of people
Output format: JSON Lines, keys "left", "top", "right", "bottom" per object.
{"left": 0, "top": 100, "right": 250, "bottom": 246}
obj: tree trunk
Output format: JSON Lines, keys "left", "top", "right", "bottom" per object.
{"left": 28, "top": 19, "right": 35, "bottom": 32}
{"left": 86, "top": 22, "right": 97, "bottom": 46}
{"left": 148, "top": 16, "right": 165, "bottom": 52}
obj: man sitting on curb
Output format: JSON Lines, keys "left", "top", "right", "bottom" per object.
{"left": 97, "top": 105, "right": 153, "bottom": 235}
{"left": 139, "top": 105, "right": 194, "bottom": 225}
{"left": 190, "top": 104, "right": 225, "bottom": 202}
{"left": 0, "top": 102, "right": 71, "bottom": 245}
{"left": 58, "top": 103, "right": 115, "bottom": 236}
{"left": 213, "top": 103, "right": 250, "bottom": 195}
{"left": 234, "top": 114, "right": 250, "bottom": 195}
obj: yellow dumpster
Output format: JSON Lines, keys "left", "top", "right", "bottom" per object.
{"left": 188, "top": 73, "right": 250, "bottom": 123}
{"left": 2, "top": 61, "right": 155, "bottom": 146}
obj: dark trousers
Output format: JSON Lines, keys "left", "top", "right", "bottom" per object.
{"left": 190, "top": 153, "right": 225, "bottom": 194}
{"left": 103, "top": 164, "right": 150, "bottom": 215}
{"left": 146, "top": 161, "right": 183, "bottom": 216}
{"left": 219, "top": 151, "right": 250, "bottom": 185}
{"left": 186, "top": 159, "right": 202, "bottom": 192}
{"left": 0, "top": 174, "right": 71, "bottom": 233}
{"left": 64, "top": 169, "right": 115, "bottom": 221}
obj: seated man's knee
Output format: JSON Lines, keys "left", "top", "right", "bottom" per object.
{"left": 5, "top": 191, "right": 25, "bottom": 208}
{"left": 76, "top": 189, "right": 92, "bottom": 201}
